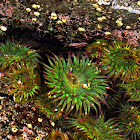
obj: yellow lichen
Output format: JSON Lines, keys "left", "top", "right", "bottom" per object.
{"left": 32, "top": 18, "right": 37, "bottom": 22}
{"left": 116, "top": 18, "right": 123, "bottom": 27}
{"left": 0, "top": 26, "right": 7, "bottom": 31}
{"left": 126, "top": 26, "right": 131, "bottom": 29}
{"left": 62, "top": 19, "right": 66, "bottom": 23}
{"left": 32, "top": 4, "right": 38, "bottom": 9}
{"left": 26, "top": 8, "right": 31, "bottom": 12}
{"left": 93, "top": 4, "right": 99, "bottom": 8}
{"left": 78, "top": 27, "right": 85, "bottom": 31}
{"left": 38, "top": 118, "right": 43, "bottom": 122}
{"left": 57, "top": 20, "right": 62, "bottom": 24}
{"left": 35, "top": 137, "right": 40, "bottom": 140}
{"left": 34, "top": 12, "right": 40, "bottom": 17}
{"left": 105, "top": 32, "right": 111, "bottom": 35}
{"left": 96, "top": 7, "right": 102, "bottom": 12}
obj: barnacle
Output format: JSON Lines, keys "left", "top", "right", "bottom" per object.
{"left": 45, "top": 129, "right": 69, "bottom": 140}
{"left": 67, "top": 115, "right": 125, "bottom": 140}
{"left": 11, "top": 127, "right": 18, "bottom": 133}
{"left": 116, "top": 104, "right": 140, "bottom": 140}
{"left": 44, "top": 54, "right": 108, "bottom": 117}
{"left": 100, "top": 41, "right": 140, "bottom": 82}
{"left": 121, "top": 77, "right": 140, "bottom": 102}
{"left": 86, "top": 39, "right": 108, "bottom": 59}
{"left": 5, "top": 62, "right": 40, "bottom": 102}
{"left": 0, "top": 41, "right": 40, "bottom": 71}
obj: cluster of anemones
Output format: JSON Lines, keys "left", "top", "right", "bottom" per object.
{"left": 1, "top": 39, "right": 139, "bottom": 140}
{"left": 93, "top": 40, "right": 140, "bottom": 103}
{"left": 0, "top": 41, "right": 40, "bottom": 102}
{"left": 35, "top": 95, "right": 63, "bottom": 121}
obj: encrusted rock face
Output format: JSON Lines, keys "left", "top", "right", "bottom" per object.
{"left": 0, "top": 0, "right": 139, "bottom": 48}
{"left": 0, "top": 96, "right": 50, "bottom": 139}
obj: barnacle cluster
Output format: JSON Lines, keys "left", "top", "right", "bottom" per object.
{"left": 99, "top": 41, "right": 140, "bottom": 82}
{"left": 44, "top": 54, "right": 108, "bottom": 117}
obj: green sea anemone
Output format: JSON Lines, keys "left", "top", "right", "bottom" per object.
{"left": 100, "top": 41, "right": 140, "bottom": 82}
{"left": 121, "top": 78, "right": 140, "bottom": 102}
{"left": 0, "top": 41, "right": 40, "bottom": 71}
{"left": 86, "top": 39, "right": 108, "bottom": 59}
{"left": 44, "top": 54, "right": 108, "bottom": 117}
{"left": 35, "top": 95, "right": 63, "bottom": 121}
{"left": 106, "top": 87, "right": 125, "bottom": 109}
{"left": 45, "top": 129, "right": 69, "bottom": 140}
{"left": 116, "top": 104, "right": 140, "bottom": 140}
{"left": 5, "top": 62, "right": 40, "bottom": 102}
{"left": 67, "top": 115, "right": 125, "bottom": 140}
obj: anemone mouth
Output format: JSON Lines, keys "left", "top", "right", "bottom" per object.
{"left": 123, "top": 55, "right": 133, "bottom": 60}
{"left": 66, "top": 72, "right": 80, "bottom": 88}
{"left": 113, "top": 50, "right": 135, "bottom": 68}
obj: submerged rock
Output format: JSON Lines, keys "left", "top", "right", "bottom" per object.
{"left": 0, "top": 0, "right": 139, "bottom": 47}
